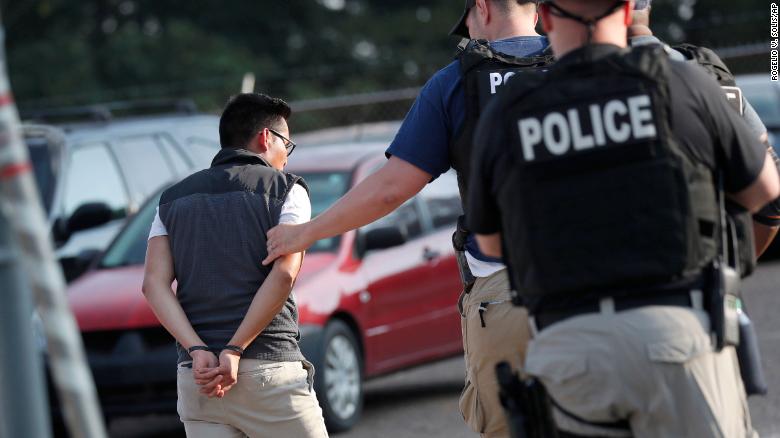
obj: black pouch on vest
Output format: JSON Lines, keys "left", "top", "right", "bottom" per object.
{"left": 705, "top": 260, "right": 740, "bottom": 351}
{"left": 707, "top": 178, "right": 744, "bottom": 351}
{"left": 725, "top": 201, "right": 757, "bottom": 278}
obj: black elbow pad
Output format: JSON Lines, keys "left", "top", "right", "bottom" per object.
{"left": 754, "top": 201, "right": 780, "bottom": 226}
{"left": 753, "top": 147, "right": 780, "bottom": 226}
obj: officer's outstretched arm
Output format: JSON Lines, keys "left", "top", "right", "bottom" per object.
{"left": 729, "top": 152, "right": 780, "bottom": 214}
{"left": 302, "top": 155, "right": 430, "bottom": 238}
{"left": 263, "top": 156, "right": 430, "bottom": 264}
{"left": 476, "top": 233, "right": 503, "bottom": 258}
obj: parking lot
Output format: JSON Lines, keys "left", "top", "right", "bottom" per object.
{"left": 3, "top": 3, "right": 777, "bottom": 438}
{"left": 107, "top": 259, "right": 780, "bottom": 438}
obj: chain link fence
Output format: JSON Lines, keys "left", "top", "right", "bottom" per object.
{"left": 16, "top": 41, "right": 771, "bottom": 134}
{"left": 290, "top": 42, "right": 771, "bottom": 134}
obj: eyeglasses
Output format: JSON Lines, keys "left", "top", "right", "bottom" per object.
{"left": 268, "top": 128, "right": 297, "bottom": 156}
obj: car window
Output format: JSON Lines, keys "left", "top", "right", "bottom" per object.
{"left": 62, "top": 143, "right": 128, "bottom": 218}
{"left": 156, "top": 135, "right": 191, "bottom": 175}
{"left": 357, "top": 161, "right": 423, "bottom": 239}
{"left": 362, "top": 199, "right": 423, "bottom": 241}
{"left": 296, "top": 171, "right": 351, "bottom": 253}
{"left": 113, "top": 135, "right": 176, "bottom": 202}
{"left": 741, "top": 83, "right": 780, "bottom": 128}
{"left": 187, "top": 137, "right": 220, "bottom": 169}
{"left": 420, "top": 170, "right": 462, "bottom": 229}
{"left": 26, "top": 136, "right": 59, "bottom": 214}
{"left": 101, "top": 192, "right": 161, "bottom": 268}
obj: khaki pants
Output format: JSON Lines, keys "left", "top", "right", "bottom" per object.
{"left": 177, "top": 359, "right": 328, "bottom": 438}
{"left": 458, "top": 269, "right": 531, "bottom": 438}
{"left": 525, "top": 306, "right": 756, "bottom": 438}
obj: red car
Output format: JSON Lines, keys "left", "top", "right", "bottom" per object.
{"left": 62, "top": 142, "right": 464, "bottom": 432}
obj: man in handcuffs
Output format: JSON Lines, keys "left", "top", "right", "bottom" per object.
{"left": 143, "top": 93, "right": 328, "bottom": 437}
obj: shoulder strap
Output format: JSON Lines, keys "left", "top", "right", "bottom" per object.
{"left": 457, "top": 39, "right": 554, "bottom": 75}
{"left": 672, "top": 43, "right": 736, "bottom": 86}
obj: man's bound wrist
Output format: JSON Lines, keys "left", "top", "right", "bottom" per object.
{"left": 222, "top": 345, "right": 245, "bottom": 356}
{"left": 187, "top": 345, "right": 211, "bottom": 354}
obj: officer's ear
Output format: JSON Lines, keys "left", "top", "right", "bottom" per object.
{"left": 623, "top": 1, "right": 634, "bottom": 26}
{"left": 539, "top": 4, "right": 553, "bottom": 33}
{"left": 475, "top": 0, "right": 489, "bottom": 25}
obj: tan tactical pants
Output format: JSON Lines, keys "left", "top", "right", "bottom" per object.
{"left": 525, "top": 305, "right": 757, "bottom": 437}
{"left": 177, "top": 359, "right": 328, "bottom": 438}
{"left": 459, "top": 269, "right": 531, "bottom": 438}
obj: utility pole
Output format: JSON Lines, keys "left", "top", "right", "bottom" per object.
{"left": 0, "top": 211, "right": 51, "bottom": 437}
{"left": 0, "top": 9, "right": 107, "bottom": 438}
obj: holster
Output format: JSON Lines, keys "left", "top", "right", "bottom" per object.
{"left": 708, "top": 202, "right": 742, "bottom": 351}
{"left": 496, "top": 362, "right": 559, "bottom": 438}
{"left": 453, "top": 215, "right": 476, "bottom": 292}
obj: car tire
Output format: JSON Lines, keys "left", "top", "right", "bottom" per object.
{"left": 314, "top": 319, "right": 363, "bottom": 433}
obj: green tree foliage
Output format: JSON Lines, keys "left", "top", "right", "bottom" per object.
{"left": 0, "top": 0, "right": 770, "bottom": 114}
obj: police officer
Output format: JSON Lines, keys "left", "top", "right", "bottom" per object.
{"left": 467, "top": 0, "right": 779, "bottom": 435}
{"left": 629, "top": 0, "right": 780, "bottom": 261}
{"left": 263, "top": 1, "right": 550, "bottom": 436}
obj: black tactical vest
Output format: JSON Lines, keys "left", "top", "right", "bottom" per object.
{"left": 450, "top": 39, "right": 554, "bottom": 209}
{"left": 675, "top": 43, "right": 761, "bottom": 276}
{"left": 494, "top": 46, "right": 719, "bottom": 313}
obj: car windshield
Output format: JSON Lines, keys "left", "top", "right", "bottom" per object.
{"left": 26, "top": 137, "right": 59, "bottom": 214}
{"left": 298, "top": 171, "right": 351, "bottom": 253}
{"left": 100, "top": 191, "right": 161, "bottom": 269}
{"left": 99, "top": 170, "right": 351, "bottom": 268}
{"left": 741, "top": 82, "right": 780, "bottom": 129}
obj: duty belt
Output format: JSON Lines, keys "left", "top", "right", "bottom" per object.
{"left": 530, "top": 290, "right": 704, "bottom": 334}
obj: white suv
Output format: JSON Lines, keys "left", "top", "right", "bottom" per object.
{"left": 23, "top": 102, "right": 220, "bottom": 281}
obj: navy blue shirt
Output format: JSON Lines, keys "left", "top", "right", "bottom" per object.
{"left": 386, "top": 36, "right": 549, "bottom": 262}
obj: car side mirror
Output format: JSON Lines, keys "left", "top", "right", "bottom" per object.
{"left": 60, "top": 248, "right": 102, "bottom": 282}
{"left": 358, "top": 225, "right": 407, "bottom": 257}
{"left": 52, "top": 216, "right": 71, "bottom": 244}
{"left": 68, "top": 202, "right": 115, "bottom": 234}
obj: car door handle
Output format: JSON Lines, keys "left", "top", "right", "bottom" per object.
{"left": 423, "top": 247, "right": 441, "bottom": 262}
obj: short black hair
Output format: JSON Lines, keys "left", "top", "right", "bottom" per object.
{"left": 219, "top": 93, "right": 292, "bottom": 149}
{"left": 494, "top": 0, "right": 539, "bottom": 13}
